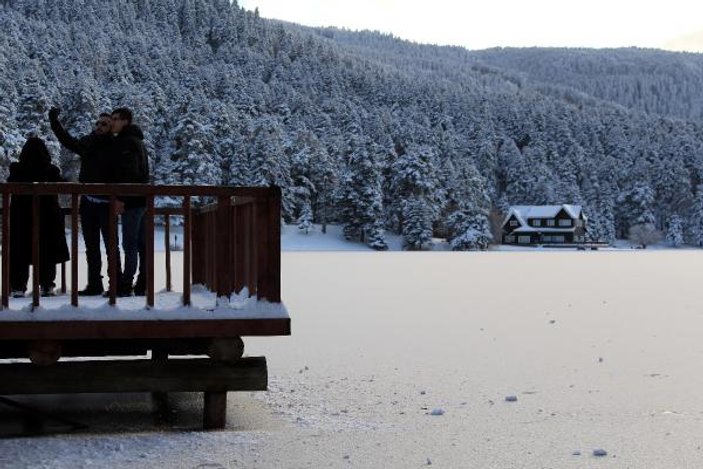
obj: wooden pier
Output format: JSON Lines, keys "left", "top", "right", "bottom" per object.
{"left": 0, "top": 183, "right": 290, "bottom": 429}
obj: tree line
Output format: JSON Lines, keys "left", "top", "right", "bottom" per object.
{"left": 2, "top": 0, "right": 703, "bottom": 249}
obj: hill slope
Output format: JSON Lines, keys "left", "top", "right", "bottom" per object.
{"left": 1, "top": 0, "right": 703, "bottom": 249}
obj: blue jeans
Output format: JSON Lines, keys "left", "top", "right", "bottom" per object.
{"left": 121, "top": 207, "right": 146, "bottom": 286}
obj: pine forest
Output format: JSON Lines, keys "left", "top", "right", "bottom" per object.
{"left": 2, "top": 0, "right": 703, "bottom": 249}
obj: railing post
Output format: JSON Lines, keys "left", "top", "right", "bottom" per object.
{"left": 71, "top": 193, "right": 78, "bottom": 307}
{"left": 234, "top": 204, "right": 246, "bottom": 294}
{"left": 205, "top": 212, "right": 217, "bottom": 292}
{"left": 164, "top": 213, "right": 171, "bottom": 292}
{"left": 208, "top": 211, "right": 215, "bottom": 291}
{"left": 2, "top": 191, "right": 9, "bottom": 308}
{"left": 146, "top": 195, "right": 155, "bottom": 308}
{"left": 201, "top": 211, "right": 208, "bottom": 290}
{"left": 108, "top": 196, "right": 118, "bottom": 305}
{"left": 60, "top": 262, "right": 66, "bottom": 294}
{"left": 230, "top": 202, "right": 236, "bottom": 294}
{"left": 190, "top": 201, "right": 202, "bottom": 287}
{"left": 217, "top": 196, "right": 233, "bottom": 298}
{"left": 255, "top": 187, "right": 281, "bottom": 303}
{"left": 31, "top": 194, "right": 40, "bottom": 309}
{"left": 182, "top": 196, "right": 191, "bottom": 307}
{"left": 247, "top": 202, "right": 256, "bottom": 298}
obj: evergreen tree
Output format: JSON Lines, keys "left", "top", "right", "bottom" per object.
{"left": 2, "top": 0, "right": 703, "bottom": 247}
{"left": 297, "top": 201, "right": 313, "bottom": 234}
{"left": 585, "top": 194, "right": 616, "bottom": 244}
{"left": 389, "top": 144, "right": 442, "bottom": 248}
{"left": 690, "top": 185, "right": 703, "bottom": 247}
{"left": 666, "top": 214, "right": 684, "bottom": 248}
{"left": 336, "top": 129, "right": 385, "bottom": 248}
{"left": 446, "top": 209, "right": 492, "bottom": 251}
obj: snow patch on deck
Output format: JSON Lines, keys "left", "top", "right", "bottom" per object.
{"left": 0, "top": 287, "right": 288, "bottom": 321}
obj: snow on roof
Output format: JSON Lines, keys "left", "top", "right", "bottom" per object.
{"left": 502, "top": 205, "right": 583, "bottom": 227}
{"left": 511, "top": 226, "right": 576, "bottom": 233}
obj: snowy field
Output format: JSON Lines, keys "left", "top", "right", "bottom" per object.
{"left": 1, "top": 228, "right": 703, "bottom": 467}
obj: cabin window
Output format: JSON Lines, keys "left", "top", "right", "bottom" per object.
{"left": 518, "top": 236, "right": 531, "bottom": 244}
{"left": 533, "top": 219, "right": 541, "bottom": 226}
{"left": 505, "top": 235, "right": 515, "bottom": 243}
{"left": 547, "top": 220, "right": 555, "bottom": 227}
{"left": 575, "top": 219, "right": 583, "bottom": 227}
{"left": 553, "top": 236, "right": 565, "bottom": 243}
{"left": 558, "top": 219, "right": 572, "bottom": 227}
{"left": 543, "top": 235, "right": 552, "bottom": 243}
{"left": 510, "top": 220, "right": 518, "bottom": 227}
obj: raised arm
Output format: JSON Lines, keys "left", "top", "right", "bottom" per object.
{"left": 48, "top": 107, "right": 94, "bottom": 157}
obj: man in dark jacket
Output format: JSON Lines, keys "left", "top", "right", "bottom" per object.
{"left": 109, "top": 107, "right": 150, "bottom": 296}
{"left": 49, "top": 108, "right": 119, "bottom": 296}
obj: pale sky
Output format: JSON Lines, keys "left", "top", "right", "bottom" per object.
{"left": 238, "top": 0, "right": 703, "bottom": 52}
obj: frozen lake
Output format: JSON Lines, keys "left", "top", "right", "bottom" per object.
{"left": 2, "top": 250, "right": 703, "bottom": 468}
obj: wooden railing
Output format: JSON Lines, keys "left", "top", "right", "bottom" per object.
{"left": 0, "top": 184, "right": 281, "bottom": 310}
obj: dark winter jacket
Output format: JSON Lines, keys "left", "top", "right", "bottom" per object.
{"left": 49, "top": 116, "right": 111, "bottom": 183}
{"left": 106, "top": 124, "right": 150, "bottom": 209}
{"left": 8, "top": 162, "right": 70, "bottom": 265}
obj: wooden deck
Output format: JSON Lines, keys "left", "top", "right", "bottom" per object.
{"left": 0, "top": 317, "right": 290, "bottom": 341}
{"left": 0, "top": 183, "right": 289, "bottom": 429}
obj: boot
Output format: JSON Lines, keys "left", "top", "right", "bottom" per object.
{"left": 133, "top": 273, "right": 146, "bottom": 296}
{"left": 79, "top": 283, "right": 104, "bottom": 296}
{"left": 117, "top": 281, "right": 133, "bottom": 298}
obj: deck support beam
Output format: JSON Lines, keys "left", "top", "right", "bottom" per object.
{"left": 203, "top": 392, "right": 228, "bottom": 429}
{"left": 0, "top": 357, "right": 266, "bottom": 429}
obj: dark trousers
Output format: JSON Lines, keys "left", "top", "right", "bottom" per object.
{"left": 121, "top": 207, "right": 146, "bottom": 286}
{"left": 10, "top": 257, "right": 56, "bottom": 292}
{"left": 80, "top": 197, "right": 120, "bottom": 288}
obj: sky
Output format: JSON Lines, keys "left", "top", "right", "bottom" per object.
{"left": 238, "top": 0, "right": 703, "bottom": 52}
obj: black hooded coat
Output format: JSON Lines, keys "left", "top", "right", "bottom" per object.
{"left": 106, "top": 124, "right": 149, "bottom": 208}
{"left": 8, "top": 138, "right": 70, "bottom": 265}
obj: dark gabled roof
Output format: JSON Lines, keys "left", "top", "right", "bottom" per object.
{"left": 502, "top": 205, "right": 584, "bottom": 227}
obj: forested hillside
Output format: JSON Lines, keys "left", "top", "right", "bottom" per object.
{"left": 1, "top": 0, "right": 703, "bottom": 249}
{"left": 472, "top": 47, "right": 703, "bottom": 121}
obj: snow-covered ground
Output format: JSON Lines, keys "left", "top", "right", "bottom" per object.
{"left": 280, "top": 223, "right": 690, "bottom": 252}
{"left": 72, "top": 221, "right": 692, "bottom": 253}
{"left": 1, "top": 229, "right": 703, "bottom": 467}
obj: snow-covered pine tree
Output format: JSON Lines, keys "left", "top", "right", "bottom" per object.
{"left": 0, "top": 79, "right": 19, "bottom": 180}
{"left": 400, "top": 195, "right": 434, "bottom": 250}
{"left": 446, "top": 209, "right": 492, "bottom": 251}
{"left": 168, "top": 107, "right": 219, "bottom": 185}
{"left": 297, "top": 201, "right": 313, "bottom": 234}
{"left": 247, "top": 115, "right": 293, "bottom": 218}
{"left": 3, "top": 0, "right": 703, "bottom": 244}
{"left": 389, "top": 144, "right": 441, "bottom": 249}
{"left": 666, "top": 214, "right": 684, "bottom": 248}
{"left": 336, "top": 127, "right": 386, "bottom": 249}
{"left": 441, "top": 153, "right": 493, "bottom": 250}
{"left": 288, "top": 130, "right": 316, "bottom": 223}
{"left": 690, "top": 185, "right": 703, "bottom": 248}
{"left": 617, "top": 182, "right": 656, "bottom": 236}
{"left": 585, "top": 195, "right": 616, "bottom": 244}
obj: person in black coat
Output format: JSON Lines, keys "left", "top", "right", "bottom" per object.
{"left": 49, "top": 107, "right": 118, "bottom": 295}
{"left": 8, "top": 137, "right": 70, "bottom": 297}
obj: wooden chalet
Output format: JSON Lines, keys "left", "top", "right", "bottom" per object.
{"left": 0, "top": 182, "right": 290, "bottom": 430}
{"left": 502, "top": 204, "right": 587, "bottom": 246}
